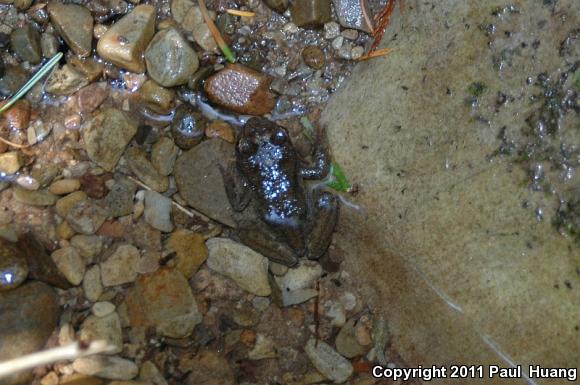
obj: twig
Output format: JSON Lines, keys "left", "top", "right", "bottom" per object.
{"left": 359, "top": 0, "right": 375, "bottom": 33}
{"left": 0, "top": 136, "right": 31, "bottom": 149}
{"left": 0, "top": 341, "right": 114, "bottom": 379}
{"left": 198, "top": 0, "right": 236, "bottom": 63}
{"left": 125, "top": 175, "right": 210, "bottom": 221}
{"left": 225, "top": 9, "right": 255, "bottom": 17}
{"left": 357, "top": 47, "right": 393, "bottom": 61}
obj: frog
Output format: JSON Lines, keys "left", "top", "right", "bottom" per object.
{"left": 222, "top": 117, "right": 339, "bottom": 267}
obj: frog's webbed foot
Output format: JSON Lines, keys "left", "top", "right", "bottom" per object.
{"left": 299, "top": 125, "right": 331, "bottom": 180}
{"left": 219, "top": 163, "right": 251, "bottom": 212}
{"left": 306, "top": 189, "right": 340, "bottom": 260}
{"left": 237, "top": 220, "right": 299, "bottom": 267}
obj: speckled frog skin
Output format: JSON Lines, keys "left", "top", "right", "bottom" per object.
{"left": 223, "top": 117, "right": 339, "bottom": 267}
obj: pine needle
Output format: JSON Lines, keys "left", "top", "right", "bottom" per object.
{"left": 357, "top": 48, "right": 393, "bottom": 61}
{"left": 198, "top": 0, "right": 236, "bottom": 63}
{"left": 226, "top": 9, "right": 255, "bottom": 17}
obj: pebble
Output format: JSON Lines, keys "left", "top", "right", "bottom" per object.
{"left": 143, "top": 190, "right": 173, "bottom": 232}
{"left": 204, "top": 64, "right": 276, "bottom": 115}
{"left": 304, "top": 338, "right": 353, "bottom": 383}
{"left": 170, "top": 104, "right": 205, "bottom": 150}
{"left": 248, "top": 334, "right": 277, "bottom": 360}
{"left": 56, "top": 191, "right": 88, "bottom": 218}
{"left": 0, "top": 151, "right": 22, "bottom": 174}
{"left": 182, "top": 6, "right": 218, "bottom": 53}
{"left": 174, "top": 139, "right": 235, "bottom": 226}
{"left": 96, "top": 5, "right": 156, "bottom": 73}
{"left": 291, "top": 0, "right": 331, "bottom": 29}
{"left": 83, "top": 108, "right": 138, "bottom": 171}
{"left": 325, "top": 301, "right": 346, "bottom": 327}
{"left": 71, "top": 235, "right": 103, "bottom": 263}
{"left": 2, "top": 99, "right": 30, "bottom": 130}
{"left": 125, "top": 267, "right": 202, "bottom": 339}
{"left": 105, "top": 177, "right": 137, "bottom": 218}
{"left": 372, "top": 316, "right": 389, "bottom": 365}
{"left": 151, "top": 137, "right": 179, "bottom": 176}
{"left": 324, "top": 21, "right": 340, "bottom": 39}
{"left": 79, "top": 312, "right": 123, "bottom": 353}
{"left": 125, "top": 147, "right": 169, "bottom": 192}
{"left": 16, "top": 233, "right": 71, "bottom": 289}
{"left": 0, "top": 282, "right": 60, "bottom": 385}
{"left": 332, "top": 0, "right": 371, "bottom": 32}
{"left": 263, "top": 0, "right": 289, "bottom": 13}
{"left": 332, "top": 36, "right": 344, "bottom": 50}
{"left": 354, "top": 318, "right": 372, "bottom": 346}
{"left": 184, "top": 350, "right": 235, "bottom": 385}
{"left": 0, "top": 239, "right": 28, "bottom": 291}
{"left": 165, "top": 229, "right": 208, "bottom": 278}
{"left": 137, "top": 80, "right": 175, "bottom": 114}
{"left": 302, "top": 45, "right": 325, "bottom": 69}
{"left": 73, "top": 356, "right": 138, "bottom": 380}
{"left": 204, "top": 120, "right": 235, "bottom": 143}
{"left": 100, "top": 244, "right": 140, "bottom": 287}
{"left": 144, "top": 28, "right": 198, "bottom": 87}
{"left": 335, "top": 319, "right": 366, "bottom": 358}
{"left": 10, "top": 24, "right": 41, "bottom": 64}
{"left": 0, "top": 65, "right": 27, "bottom": 97}
{"left": 269, "top": 261, "right": 289, "bottom": 276}
{"left": 77, "top": 82, "right": 108, "bottom": 113}
{"left": 41, "top": 32, "right": 59, "bottom": 58}
{"left": 170, "top": 0, "right": 195, "bottom": 23}
{"left": 13, "top": 187, "right": 58, "bottom": 206}
{"left": 51, "top": 246, "right": 85, "bottom": 285}
{"left": 47, "top": 2, "right": 93, "bottom": 57}
{"left": 139, "top": 361, "right": 168, "bottom": 385}
{"left": 338, "top": 42, "right": 353, "bottom": 59}
{"left": 351, "top": 45, "right": 364, "bottom": 60}
{"left": 69, "top": 56, "right": 105, "bottom": 83}
{"left": 49, "top": 179, "right": 81, "bottom": 195}
{"left": 341, "top": 29, "right": 358, "bottom": 40}
{"left": 40, "top": 372, "right": 59, "bottom": 385}
{"left": 45, "top": 64, "right": 89, "bottom": 95}
{"left": 206, "top": 238, "right": 271, "bottom": 296}
{"left": 65, "top": 200, "right": 108, "bottom": 235}
{"left": 56, "top": 221, "right": 76, "bottom": 240}
{"left": 83, "top": 264, "right": 103, "bottom": 301}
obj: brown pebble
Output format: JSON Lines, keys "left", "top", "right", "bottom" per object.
{"left": 96, "top": 220, "right": 126, "bottom": 239}
{"left": 240, "top": 329, "right": 256, "bottom": 347}
{"left": 205, "top": 120, "right": 235, "bottom": 143}
{"left": 49, "top": 179, "right": 81, "bottom": 195}
{"left": 77, "top": 83, "right": 108, "bottom": 113}
{"left": 80, "top": 173, "right": 111, "bottom": 199}
{"left": 302, "top": 45, "right": 325, "bottom": 69}
{"left": 1, "top": 99, "right": 30, "bottom": 130}
{"left": 56, "top": 221, "right": 76, "bottom": 240}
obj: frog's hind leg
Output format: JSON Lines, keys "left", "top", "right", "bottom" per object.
{"left": 219, "top": 163, "right": 251, "bottom": 212}
{"left": 237, "top": 220, "right": 299, "bottom": 267}
{"left": 306, "top": 190, "right": 340, "bottom": 260}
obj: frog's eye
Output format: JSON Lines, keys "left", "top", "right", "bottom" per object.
{"left": 238, "top": 138, "right": 256, "bottom": 154}
{"left": 272, "top": 129, "right": 287, "bottom": 144}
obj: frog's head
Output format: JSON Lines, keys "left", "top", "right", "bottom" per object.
{"left": 237, "top": 117, "right": 292, "bottom": 160}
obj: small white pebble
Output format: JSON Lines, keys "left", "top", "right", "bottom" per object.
{"left": 341, "top": 29, "right": 358, "bottom": 40}
{"left": 283, "top": 22, "right": 299, "bottom": 34}
{"left": 331, "top": 36, "right": 344, "bottom": 50}
{"left": 351, "top": 46, "right": 365, "bottom": 60}
{"left": 92, "top": 301, "right": 116, "bottom": 317}
{"left": 324, "top": 21, "right": 340, "bottom": 39}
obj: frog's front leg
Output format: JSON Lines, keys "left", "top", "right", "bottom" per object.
{"left": 220, "top": 163, "right": 251, "bottom": 212}
{"left": 237, "top": 220, "right": 299, "bottom": 267}
{"left": 300, "top": 125, "right": 331, "bottom": 180}
{"left": 305, "top": 189, "right": 340, "bottom": 260}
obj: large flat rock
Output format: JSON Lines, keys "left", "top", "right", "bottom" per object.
{"left": 321, "top": 1, "right": 579, "bottom": 383}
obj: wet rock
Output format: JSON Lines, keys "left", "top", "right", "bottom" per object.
{"left": 125, "top": 147, "right": 169, "bottom": 192}
{"left": 79, "top": 312, "right": 123, "bottom": 353}
{"left": 165, "top": 229, "right": 207, "bottom": 279}
{"left": 41, "top": 32, "right": 59, "bottom": 58}
{"left": 10, "top": 24, "right": 41, "bottom": 64}
{"left": 0, "top": 282, "right": 60, "bottom": 385}
{"left": 302, "top": 45, "right": 325, "bottom": 69}
{"left": 73, "top": 356, "right": 138, "bottom": 380}
{"left": 0, "top": 65, "right": 27, "bottom": 98}
{"left": 341, "top": 29, "right": 358, "bottom": 40}
{"left": 66, "top": 200, "right": 108, "bottom": 235}
{"left": 143, "top": 190, "right": 173, "bottom": 232}
{"left": 139, "top": 361, "right": 168, "bottom": 385}
{"left": 51, "top": 246, "right": 85, "bottom": 285}
{"left": 126, "top": 267, "right": 202, "bottom": 339}
{"left": 49, "top": 179, "right": 81, "bottom": 195}
{"left": 56, "top": 221, "right": 76, "bottom": 240}
{"left": 56, "top": 191, "right": 88, "bottom": 218}
{"left": 0, "top": 239, "right": 28, "bottom": 291}
{"left": 69, "top": 56, "right": 105, "bottom": 83}
{"left": 181, "top": 6, "right": 218, "bottom": 53}
{"left": 80, "top": 173, "right": 111, "bottom": 199}
{"left": 100, "top": 244, "right": 140, "bottom": 287}
{"left": 332, "top": 0, "right": 371, "bottom": 32}
{"left": 324, "top": 21, "right": 340, "bottom": 39}
{"left": 205, "top": 120, "right": 235, "bottom": 143}
{"left": 145, "top": 28, "right": 199, "bottom": 87}
{"left": 248, "top": 334, "right": 277, "bottom": 360}
{"left": 96, "top": 4, "right": 156, "bottom": 73}
{"left": 204, "top": 64, "right": 276, "bottom": 115}
{"left": 2, "top": 99, "right": 30, "bottom": 131}
{"left": 263, "top": 0, "right": 289, "bottom": 13}
{"left": 17, "top": 233, "right": 71, "bottom": 289}
{"left": 151, "top": 137, "right": 179, "bottom": 176}
{"left": 350, "top": 46, "right": 364, "bottom": 60}
{"left": 325, "top": 301, "right": 346, "bottom": 327}
{"left": 170, "top": 104, "right": 205, "bottom": 150}
{"left": 45, "top": 64, "right": 89, "bottom": 95}
{"left": 13, "top": 187, "right": 58, "bottom": 206}
{"left": 206, "top": 238, "right": 271, "bottom": 296}
{"left": 305, "top": 338, "right": 353, "bottom": 383}
{"left": 77, "top": 83, "right": 108, "bottom": 113}
{"left": 0, "top": 151, "right": 22, "bottom": 174}
{"left": 83, "top": 108, "right": 137, "bottom": 171}
{"left": 275, "top": 260, "right": 322, "bottom": 291}
{"left": 170, "top": 0, "right": 194, "bottom": 23}
{"left": 184, "top": 350, "right": 235, "bottom": 385}
{"left": 105, "top": 177, "right": 137, "bottom": 218}
{"left": 174, "top": 139, "right": 235, "bottom": 226}
{"left": 137, "top": 80, "right": 175, "bottom": 114}
{"left": 335, "top": 319, "right": 366, "bottom": 358}
{"left": 14, "top": 0, "right": 32, "bottom": 10}
{"left": 84, "top": 264, "right": 103, "bottom": 301}
{"left": 71, "top": 234, "right": 103, "bottom": 263}
{"left": 291, "top": 0, "right": 331, "bottom": 29}
{"left": 48, "top": 2, "right": 93, "bottom": 57}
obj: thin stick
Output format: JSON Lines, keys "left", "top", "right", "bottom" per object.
{"left": 0, "top": 136, "right": 30, "bottom": 149}
{"left": 125, "top": 175, "right": 210, "bottom": 221}
{"left": 359, "top": 0, "right": 375, "bottom": 34}
{"left": 0, "top": 341, "right": 114, "bottom": 379}
{"left": 357, "top": 47, "right": 393, "bottom": 61}
{"left": 226, "top": 9, "right": 255, "bottom": 17}
{"left": 198, "top": 0, "right": 236, "bottom": 63}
